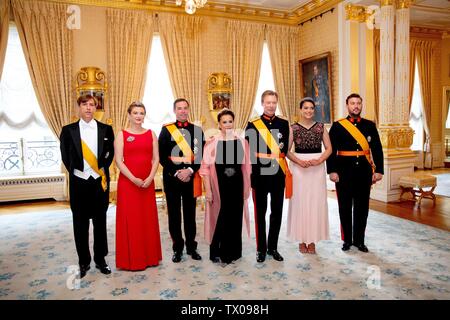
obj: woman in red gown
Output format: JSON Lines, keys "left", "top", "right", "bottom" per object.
{"left": 114, "top": 101, "right": 162, "bottom": 270}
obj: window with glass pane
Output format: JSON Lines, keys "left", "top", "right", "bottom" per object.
{"left": 409, "top": 61, "right": 424, "bottom": 152}
{"left": 0, "top": 24, "right": 60, "bottom": 176}
{"left": 252, "top": 42, "right": 279, "bottom": 118}
{"left": 142, "top": 35, "right": 175, "bottom": 136}
{"left": 446, "top": 98, "right": 450, "bottom": 129}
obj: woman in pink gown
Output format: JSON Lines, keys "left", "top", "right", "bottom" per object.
{"left": 287, "top": 97, "right": 332, "bottom": 254}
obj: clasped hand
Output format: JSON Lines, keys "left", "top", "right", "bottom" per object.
{"left": 297, "top": 158, "right": 322, "bottom": 168}
{"left": 132, "top": 176, "right": 153, "bottom": 188}
{"left": 176, "top": 169, "right": 192, "bottom": 182}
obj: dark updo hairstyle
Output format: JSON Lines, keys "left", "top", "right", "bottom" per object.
{"left": 127, "top": 101, "right": 146, "bottom": 114}
{"left": 217, "top": 108, "right": 235, "bottom": 123}
{"left": 299, "top": 97, "right": 315, "bottom": 109}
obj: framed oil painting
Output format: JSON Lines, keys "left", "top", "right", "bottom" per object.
{"left": 207, "top": 72, "right": 232, "bottom": 123}
{"left": 211, "top": 92, "right": 231, "bottom": 110}
{"left": 299, "top": 52, "right": 333, "bottom": 124}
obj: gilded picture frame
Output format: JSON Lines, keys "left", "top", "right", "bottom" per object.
{"left": 299, "top": 52, "right": 333, "bottom": 124}
{"left": 207, "top": 73, "right": 232, "bottom": 123}
{"left": 75, "top": 67, "right": 108, "bottom": 121}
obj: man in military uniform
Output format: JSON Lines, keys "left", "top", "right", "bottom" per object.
{"left": 159, "top": 98, "right": 205, "bottom": 262}
{"left": 245, "top": 90, "right": 293, "bottom": 263}
{"left": 327, "top": 93, "right": 384, "bottom": 253}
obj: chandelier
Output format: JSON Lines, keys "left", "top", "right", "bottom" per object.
{"left": 176, "top": 0, "right": 208, "bottom": 15}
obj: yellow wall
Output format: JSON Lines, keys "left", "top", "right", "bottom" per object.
{"left": 430, "top": 38, "right": 442, "bottom": 144}
{"left": 72, "top": 5, "right": 107, "bottom": 120}
{"left": 70, "top": 6, "right": 244, "bottom": 130}
{"left": 69, "top": 5, "right": 339, "bottom": 131}
{"left": 298, "top": 11, "right": 339, "bottom": 122}
{"left": 440, "top": 37, "right": 450, "bottom": 156}
{"left": 73, "top": 5, "right": 107, "bottom": 73}
{"left": 199, "top": 16, "right": 230, "bottom": 130}
{"left": 56, "top": 4, "right": 450, "bottom": 158}
{"left": 442, "top": 38, "right": 450, "bottom": 88}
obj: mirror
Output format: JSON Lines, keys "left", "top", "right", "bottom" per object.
{"left": 443, "top": 86, "right": 450, "bottom": 164}
{"left": 76, "top": 67, "right": 108, "bottom": 121}
{"left": 207, "top": 72, "right": 232, "bottom": 124}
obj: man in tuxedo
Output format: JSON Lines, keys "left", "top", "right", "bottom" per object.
{"left": 60, "top": 94, "right": 115, "bottom": 278}
{"left": 158, "top": 98, "right": 205, "bottom": 263}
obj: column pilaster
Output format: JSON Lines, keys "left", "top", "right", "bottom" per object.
{"left": 371, "top": 0, "right": 415, "bottom": 202}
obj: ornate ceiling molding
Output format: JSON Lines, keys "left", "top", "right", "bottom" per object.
{"left": 40, "top": 0, "right": 344, "bottom": 25}
{"left": 396, "top": 0, "right": 413, "bottom": 9}
{"left": 380, "top": 0, "right": 394, "bottom": 6}
{"left": 294, "top": 0, "right": 341, "bottom": 25}
{"left": 410, "top": 26, "right": 447, "bottom": 39}
{"left": 345, "top": 3, "right": 369, "bottom": 23}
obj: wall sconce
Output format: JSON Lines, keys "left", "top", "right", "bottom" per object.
{"left": 75, "top": 67, "right": 108, "bottom": 121}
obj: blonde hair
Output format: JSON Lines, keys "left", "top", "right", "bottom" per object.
{"left": 127, "top": 101, "right": 146, "bottom": 114}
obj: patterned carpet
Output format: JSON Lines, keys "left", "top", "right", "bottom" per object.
{"left": 0, "top": 198, "right": 449, "bottom": 300}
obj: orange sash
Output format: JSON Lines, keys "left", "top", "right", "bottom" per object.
{"left": 166, "top": 124, "right": 202, "bottom": 198}
{"left": 338, "top": 119, "right": 375, "bottom": 173}
{"left": 252, "top": 119, "right": 292, "bottom": 199}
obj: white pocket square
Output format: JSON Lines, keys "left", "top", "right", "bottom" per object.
{"left": 105, "top": 152, "right": 110, "bottom": 158}
{"left": 104, "top": 138, "right": 108, "bottom": 140}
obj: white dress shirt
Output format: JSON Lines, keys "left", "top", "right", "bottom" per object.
{"left": 74, "top": 119, "right": 100, "bottom": 180}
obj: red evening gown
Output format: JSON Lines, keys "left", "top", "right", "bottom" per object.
{"left": 116, "top": 130, "right": 162, "bottom": 270}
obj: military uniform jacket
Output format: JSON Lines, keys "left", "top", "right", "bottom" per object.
{"left": 245, "top": 115, "right": 290, "bottom": 179}
{"left": 326, "top": 116, "right": 384, "bottom": 175}
{"left": 158, "top": 121, "right": 205, "bottom": 177}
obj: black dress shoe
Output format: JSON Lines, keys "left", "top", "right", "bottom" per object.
{"left": 95, "top": 263, "right": 112, "bottom": 275}
{"left": 356, "top": 244, "right": 369, "bottom": 253}
{"left": 79, "top": 264, "right": 90, "bottom": 279}
{"left": 210, "top": 257, "right": 221, "bottom": 263}
{"left": 267, "top": 250, "right": 284, "bottom": 261}
{"left": 187, "top": 250, "right": 202, "bottom": 260}
{"left": 172, "top": 252, "right": 182, "bottom": 263}
{"left": 342, "top": 242, "right": 352, "bottom": 251}
{"left": 256, "top": 251, "right": 266, "bottom": 263}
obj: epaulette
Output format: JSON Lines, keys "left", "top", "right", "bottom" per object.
{"left": 277, "top": 115, "right": 288, "bottom": 121}
{"left": 163, "top": 122, "right": 175, "bottom": 127}
{"left": 249, "top": 116, "right": 261, "bottom": 123}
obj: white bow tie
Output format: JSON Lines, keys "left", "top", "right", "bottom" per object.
{"left": 81, "top": 121, "right": 96, "bottom": 130}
